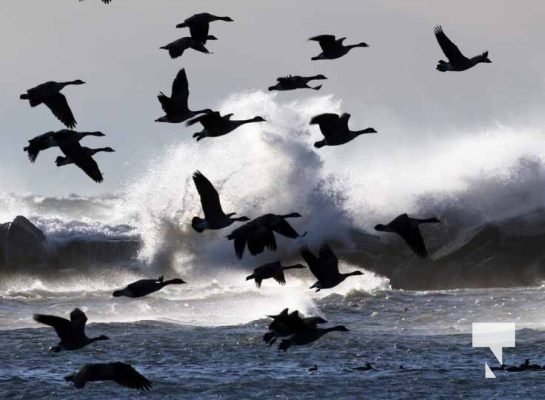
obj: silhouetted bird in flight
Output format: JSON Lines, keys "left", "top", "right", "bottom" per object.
{"left": 161, "top": 36, "right": 217, "bottom": 59}
{"left": 56, "top": 147, "right": 114, "bottom": 167}
{"left": 268, "top": 75, "right": 327, "bottom": 91}
{"left": 246, "top": 261, "right": 306, "bottom": 287}
{"left": 263, "top": 308, "right": 327, "bottom": 345}
{"left": 113, "top": 276, "right": 186, "bottom": 298}
{"left": 186, "top": 111, "right": 265, "bottom": 141}
{"left": 191, "top": 171, "right": 249, "bottom": 232}
{"left": 301, "top": 245, "right": 363, "bottom": 291}
{"left": 310, "top": 113, "right": 376, "bottom": 148}
{"left": 434, "top": 26, "right": 491, "bottom": 72}
{"left": 309, "top": 35, "right": 368, "bottom": 60}
{"left": 24, "top": 129, "right": 105, "bottom": 162}
{"left": 156, "top": 68, "right": 212, "bottom": 123}
{"left": 33, "top": 308, "right": 109, "bottom": 352}
{"left": 52, "top": 130, "right": 107, "bottom": 183}
{"left": 20, "top": 80, "right": 85, "bottom": 128}
{"left": 227, "top": 213, "right": 305, "bottom": 259}
{"left": 176, "top": 13, "right": 233, "bottom": 43}
{"left": 374, "top": 213, "right": 441, "bottom": 257}
{"left": 65, "top": 362, "right": 152, "bottom": 390}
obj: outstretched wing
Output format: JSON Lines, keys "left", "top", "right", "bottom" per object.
{"left": 58, "top": 141, "right": 104, "bottom": 183}
{"left": 192, "top": 171, "right": 226, "bottom": 219}
{"left": 300, "top": 246, "right": 327, "bottom": 281}
{"left": 310, "top": 113, "right": 341, "bottom": 138}
{"left": 33, "top": 314, "right": 72, "bottom": 342}
{"left": 189, "top": 21, "right": 210, "bottom": 43}
{"left": 70, "top": 308, "right": 88, "bottom": 338}
{"left": 43, "top": 93, "right": 77, "bottom": 128}
{"left": 170, "top": 68, "right": 189, "bottom": 110}
{"left": 309, "top": 34, "right": 337, "bottom": 52}
{"left": 319, "top": 244, "right": 340, "bottom": 275}
{"left": 399, "top": 226, "right": 428, "bottom": 258}
{"left": 112, "top": 363, "right": 153, "bottom": 391}
{"left": 434, "top": 26, "right": 467, "bottom": 63}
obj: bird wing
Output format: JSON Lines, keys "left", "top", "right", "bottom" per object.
{"left": 233, "top": 236, "right": 247, "bottom": 259}
{"left": 319, "top": 244, "right": 340, "bottom": 275}
{"left": 43, "top": 93, "right": 77, "bottom": 128}
{"left": 186, "top": 111, "right": 222, "bottom": 127}
{"left": 70, "top": 308, "right": 88, "bottom": 338}
{"left": 170, "top": 68, "right": 190, "bottom": 110}
{"left": 309, "top": 35, "right": 338, "bottom": 52}
{"left": 189, "top": 21, "right": 209, "bottom": 43}
{"left": 398, "top": 225, "right": 428, "bottom": 258}
{"left": 273, "top": 271, "right": 286, "bottom": 285}
{"left": 58, "top": 141, "right": 104, "bottom": 183}
{"left": 33, "top": 314, "right": 73, "bottom": 342}
{"left": 310, "top": 113, "right": 341, "bottom": 138}
{"left": 112, "top": 363, "right": 153, "bottom": 391}
{"left": 301, "top": 247, "right": 327, "bottom": 280}
{"left": 192, "top": 171, "right": 226, "bottom": 219}
{"left": 434, "top": 26, "right": 468, "bottom": 63}
{"left": 270, "top": 219, "right": 300, "bottom": 238}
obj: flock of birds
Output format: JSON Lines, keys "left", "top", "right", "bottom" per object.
{"left": 26, "top": 4, "right": 495, "bottom": 392}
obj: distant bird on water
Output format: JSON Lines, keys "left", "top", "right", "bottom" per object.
{"left": 65, "top": 362, "right": 152, "bottom": 391}
{"left": 33, "top": 308, "right": 109, "bottom": 352}
{"left": 191, "top": 171, "right": 249, "bottom": 232}
{"left": 310, "top": 113, "right": 377, "bottom": 148}
{"left": 20, "top": 80, "right": 85, "bottom": 128}
{"left": 301, "top": 245, "right": 363, "bottom": 291}
{"left": 246, "top": 261, "right": 306, "bottom": 287}
{"left": 176, "top": 13, "right": 233, "bottom": 43}
{"left": 79, "top": 0, "right": 111, "bottom": 3}
{"left": 374, "top": 213, "right": 441, "bottom": 257}
{"left": 113, "top": 276, "right": 186, "bottom": 298}
{"left": 309, "top": 35, "right": 368, "bottom": 60}
{"left": 227, "top": 213, "right": 306, "bottom": 259}
{"left": 156, "top": 68, "right": 212, "bottom": 123}
{"left": 24, "top": 129, "right": 105, "bottom": 162}
{"left": 434, "top": 26, "right": 491, "bottom": 72}
{"left": 186, "top": 111, "right": 265, "bottom": 141}
{"left": 160, "top": 36, "right": 217, "bottom": 59}
{"left": 268, "top": 75, "right": 327, "bottom": 91}
{"left": 55, "top": 147, "right": 114, "bottom": 167}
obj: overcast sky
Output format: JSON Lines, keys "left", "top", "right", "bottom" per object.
{"left": 2, "top": 0, "right": 545, "bottom": 196}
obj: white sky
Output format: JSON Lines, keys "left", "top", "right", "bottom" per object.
{"left": 2, "top": 0, "right": 545, "bottom": 195}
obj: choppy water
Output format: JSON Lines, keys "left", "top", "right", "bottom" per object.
{"left": 2, "top": 283, "right": 545, "bottom": 399}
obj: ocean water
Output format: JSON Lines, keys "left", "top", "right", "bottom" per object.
{"left": 2, "top": 283, "right": 545, "bottom": 399}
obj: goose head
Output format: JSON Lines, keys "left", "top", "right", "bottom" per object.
{"left": 283, "top": 212, "right": 302, "bottom": 218}
{"left": 252, "top": 116, "right": 266, "bottom": 122}
{"left": 100, "top": 147, "right": 115, "bottom": 152}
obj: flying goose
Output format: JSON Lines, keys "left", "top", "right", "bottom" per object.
{"left": 33, "top": 308, "right": 109, "bottom": 352}
{"left": 156, "top": 68, "right": 212, "bottom": 123}
{"left": 374, "top": 213, "right": 441, "bottom": 257}
{"left": 278, "top": 325, "right": 349, "bottom": 351}
{"left": 309, "top": 35, "right": 368, "bottom": 60}
{"left": 310, "top": 113, "right": 376, "bottom": 148}
{"left": 176, "top": 13, "right": 233, "bottom": 43}
{"left": 263, "top": 308, "right": 327, "bottom": 345}
{"left": 160, "top": 36, "right": 217, "bottom": 59}
{"left": 301, "top": 245, "right": 363, "bottom": 291}
{"left": 434, "top": 26, "right": 491, "bottom": 72}
{"left": 113, "top": 276, "right": 186, "bottom": 298}
{"left": 191, "top": 171, "right": 249, "bottom": 232}
{"left": 53, "top": 130, "right": 107, "bottom": 183}
{"left": 186, "top": 111, "right": 266, "bottom": 141}
{"left": 65, "top": 362, "right": 152, "bottom": 390}
{"left": 246, "top": 261, "right": 306, "bottom": 288}
{"left": 23, "top": 129, "right": 105, "bottom": 162}
{"left": 268, "top": 75, "right": 327, "bottom": 91}
{"left": 20, "top": 80, "right": 85, "bottom": 128}
{"left": 55, "top": 147, "right": 114, "bottom": 167}
{"left": 227, "top": 213, "right": 305, "bottom": 259}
